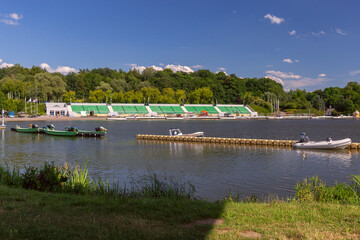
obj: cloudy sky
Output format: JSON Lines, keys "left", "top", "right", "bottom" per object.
{"left": 0, "top": 0, "right": 359, "bottom": 91}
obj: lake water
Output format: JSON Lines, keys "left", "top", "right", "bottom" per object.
{"left": 2, "top": 119, "right": 360, "bottom": 201}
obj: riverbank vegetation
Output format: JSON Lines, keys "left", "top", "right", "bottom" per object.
{"left": 1, "top": 65, "right": 360, "bottom": 115}
{"left": 0, "top": 161, "right": 359, "bottom": 239}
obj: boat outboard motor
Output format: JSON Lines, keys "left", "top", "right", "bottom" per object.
{"left": 47, "top": 124, "right": 55, "bottom": 130}
{"left": 33, "top": 124, "right": 39, "bottom": 128}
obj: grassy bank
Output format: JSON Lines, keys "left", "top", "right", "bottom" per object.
{"left": 0, "top": 185, "right": 359, "bottom": 239}
{"left": 0, "top": 162, "right": 359, "bottom": 239}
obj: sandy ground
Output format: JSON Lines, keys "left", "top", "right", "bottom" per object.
{"left": 3, "top": 116, "right": 107, "bottom": 122}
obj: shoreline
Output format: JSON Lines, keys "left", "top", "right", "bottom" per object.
{"left": 3, "top": 116, "right": 108, "bottom": 122}
{"left": 2, "top": 115, "right": 358, "bottom": 122}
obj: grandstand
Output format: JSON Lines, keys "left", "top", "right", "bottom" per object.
{"left": 217, "top": 105, "right": 251, "bottom": 114}
{"left": 183, "top": 105, "right": 218, "bottom": 114}
{"left": 112, "top": 104, "right": 148, "bottom": 115}
{"left": 149, "top": 105, "right": 184, "bottom": 114}
{"left": 70, "top": 104, "right": 110, "bottom": 115}
{"left": 47, "top": 102, "right": 257, "bottom": 117}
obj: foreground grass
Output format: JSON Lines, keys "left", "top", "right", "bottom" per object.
{"left": 0, "top": 185, "right": 359, "bottom": 239}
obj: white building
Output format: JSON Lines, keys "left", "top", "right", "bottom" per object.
{"left": 45, "top": 102, "right": 69, "bottom": 116}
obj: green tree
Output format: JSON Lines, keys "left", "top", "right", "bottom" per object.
{"left": 88, "top": 90, "right": 106, "bottom": 103}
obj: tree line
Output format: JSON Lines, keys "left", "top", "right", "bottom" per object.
{"left": 0, "top": 64, "right": 359, "bottom": 115}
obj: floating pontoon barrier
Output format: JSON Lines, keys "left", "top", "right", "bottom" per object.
{"left": 136, "top": 134, "right": 360, "bottom": 149}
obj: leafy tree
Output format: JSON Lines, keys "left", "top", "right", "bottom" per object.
{"left": 88, "top": 89, "right": 106, "bottom": 103}
{"left": 96, "top": 81, "right": 113, "bottom": 92}
{"left": 62, "top": 91, "right": 77, "bottom": 103}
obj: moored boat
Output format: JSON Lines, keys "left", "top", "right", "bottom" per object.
{"left": 293, "top": 133, "right": 352, "bottom": 149}
{"left": 169, "top": 128, "right": 204, "bottom": 137}
{"left": 77, "top": 126, "right": 107, "bottom": 137}
{"left": 12, "top": 124, "right": 41, "bottom": 133}
{"left": 43, "top": 124, "right": 78, "bottom": 137}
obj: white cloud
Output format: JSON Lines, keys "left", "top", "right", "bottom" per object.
{"left": 1, "top": 19, "right": 18, "bottom": 25}
{"left": 125, "top": 63, "right": 137, "bottom": 67}
{"left": 336, "top": 28, "right": 347, "bottom": 35}
{"left": 282, "top": 59, "right": 293, "bottom": 64}
{"left": 284, "top": 77, "right": 328, "bottom": 89}
{"left": 165, "top": 64, "right": 194, "bottom": 73}
{"left": 149, "top": 65, "right": 163, "bottom": 71}
{"left": 294, "top": 60, "right": 299, "bottom": 63}
{"left": 39, "top": 63, "right": 78, "bottom": 74}
{"left": 311, "top": 30, "right": 326, "bottom": 36}
{"left": 192, "top": 65, "right": 204, "bottom": 69}
{"left": 264, "top": 14, "right": 284, "bottom": 24}
{"left": 216, "top": 68, "right": 228, "bottom": 76}
{"left": 0, "top": 59, "right": 14, "bottom": 68}
{"left": 265, "top": 75, "right": 284, "bottom": 85}
{"left": 130, "top": 65, "right": 163, "bottom": 73}
{"left": 289, "top": 30, "right": 296, "bottom": 36}
{"left": 265, "top": 70, "right": 329, "bottom": 89}
{"left": 132, "top": 66, "right": 146, "bottom": 73}
{"left": 9, "top": 13, "right": 23, "bottom": 21}
{"left": 0, "top": 62, "right": 14, "bottom": 68}
{"left": 1, "top": 12, "right": 23, "bottom": 25}
{"left": 349, "top": 70, "right": 360, "bottom": 76}
{"left": 265, "top": 70, "right": 301, "bottom": 79}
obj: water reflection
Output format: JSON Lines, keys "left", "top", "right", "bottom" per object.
{"left": 295, "top": 149, "right": 357, "bottom": 167}
{"left": 2, "top": 120, "right": 360, "bottom": 200}
{"left": 1, "top": 130, "right": 4, "bottom": 159}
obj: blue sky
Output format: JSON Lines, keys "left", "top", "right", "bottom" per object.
{"left": 0, "top": 0, "right": 359, "bottom": 91}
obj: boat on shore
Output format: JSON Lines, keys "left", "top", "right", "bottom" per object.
{"left": 169, "top": 128, "right": 204, "bottom": 137}
{"left": 293, "top": 133, "right": 351, "bottom": 149}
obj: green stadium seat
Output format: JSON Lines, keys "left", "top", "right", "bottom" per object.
{"left": 135, "top": 106, "right": 148, "bottom": 114}
{"left": 97, "top": 105, "right": 110, "bottom": 114}
{"left": 171, "top": 106, "right": 184, "bottom": 114}
{"left": 112, "top": 106, "right": 126, "bottom": 114}
{"left": 122, "top": 106, "right": 138, "bottom": 114}
{"left": 149, "top": 106, "right": 163, "bottom": 113}
{"left": 71, "top": 105, "right": 85, "bottom": 113}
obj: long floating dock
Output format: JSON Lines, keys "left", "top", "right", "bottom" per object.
{"left": 136, "top": 134, "right": 360, "bottom": 149}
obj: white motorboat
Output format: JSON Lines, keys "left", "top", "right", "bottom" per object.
{"left": 293, "top": 133, "right": 351, "bottom": 149}
{"left": 169, "top": 128, "right": 204, "bottom": 137}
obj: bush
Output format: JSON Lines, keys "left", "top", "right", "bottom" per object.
{"left": 22, "top": 162, "right": 68, "bottom": 192}
{"left": 295, "top": 175, "right": 360, "bottom": 204}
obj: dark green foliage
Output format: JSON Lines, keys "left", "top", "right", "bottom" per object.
{"left": 22, "top": 162, "right": 67, "bottom": 192}
{"left": 0, "top": 162, "right": 195, "bottom": 200}
{"left": 0, "top": 65, "right": 359, "bottom": 114}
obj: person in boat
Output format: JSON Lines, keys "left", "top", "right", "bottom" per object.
{"left": 299, "top": 134, "right": 309, "bottom": 143}
{"left": 327, "top": 137, "right": 332, "bottom": 142}
{"left": 68, "top": 126, "right": 78, "bottom": 132}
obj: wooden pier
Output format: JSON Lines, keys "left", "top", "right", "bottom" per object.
{"left": 136, "top": 134, "right": 360, "bottom": 149}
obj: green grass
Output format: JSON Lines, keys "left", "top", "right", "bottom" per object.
{"left": 0, "top": 185, "right": 359, "bottom": 239}
{"left": 0, "top": 162, "right": 359, "bottom": 239}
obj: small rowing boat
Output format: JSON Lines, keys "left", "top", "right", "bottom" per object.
{"left": 293, "top": 133, "right": 351, "bottom": 149}
{"left": 77, "top": 126, "right": 107, "bottom": 137}
{"left": 13, "top": 124, "right": 41, "bottom": 133}
{"left": 43, "top": 124, "right": 78, "bottom": 137}
{"left": 169, "top": 128, "right": 204, "bottom": 137}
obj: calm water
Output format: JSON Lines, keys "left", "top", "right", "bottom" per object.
{"left": 2, "top": 119, "right": 360, "bottom": 201}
